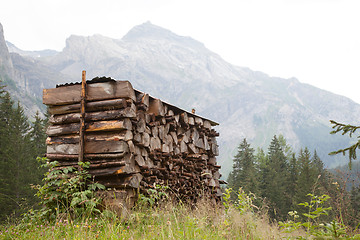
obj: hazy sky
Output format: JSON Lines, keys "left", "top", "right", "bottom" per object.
{"left": 1, "top": 0, "right": 359, "bottom": 103}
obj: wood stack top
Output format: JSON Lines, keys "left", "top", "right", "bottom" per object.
{"left": 43, "top": 77, "right": 219, "bottom": 126}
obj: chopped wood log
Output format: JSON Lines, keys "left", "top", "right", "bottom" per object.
{"left": 170, "top": 131, "right": 178, "bottom": 144}
{"left": 133, "top": 133, "right": 142, "bottom": 144}
{"left": 191, "top": 129, "right": 199, "bottom": 142}
{"left": 49, "top": 107, "right": 136, "bottom": 125}
{"left": 96, "top": 173, "right": 143, "bottom": 189}
{"left": 136, "top": 118, "right": 146, "bottom": 133}
{"left": 150, "top": 137, "right": 161, "bottom": 151}
{"left": 46, "top": 119, "right": 132, "bottom": 136}
{"left": 180, "top": 140, "right": 188, "bottom": 153}
{"left": 187, "top": 143, "right": 198, "bottom": 154}
{"left": 46, "top": 152, "right": 128, "bottom": 160}
{"left": 48, "top": 98, "right": 129, "bottom": 115}
{"left": 203, "top": 120, "right": 211, "bottom": 130}
{"left": 180, "top": 112, "right": 188, "bottom": 124}
{"left": 47, "top": 140, "right": 128, "bottom": 154}
{"left": 161, "top": 144, "right": 170, "bottom": 153}
{"left": 135, "top": 92, "right": 149, "bottom": 107}
{"left": 158, "top": 125, "right": 165, "bottom": 140}
{"left": 53, "top": 160, "right": 126, "bottom": 168}
{"left": 194, "top": 138, "right": 205, "bottom": 149}
{"left": 142, "top": 133, "right": 150, "bottom": 147}
{"left": 151, "top": 126, "right": 158, "bottom": 138}
{"left": 46, "top": 131, "right": 133, "bottom": 145}
{"left": 43, "top": 81, "right": 136, "bottom": 105}
{"left": 135, "top": 155, "right": 146, "bottom": 167}
{"left": 148, "top": 98, "right": 165, "bottom": 116}
{"left": 167, "top": 109, "right": 174, "bottom": 116}
{"left": 127, "top": 140, "right": 135, "bottom": 153}
{"left": 188, "top": 117, "right": 195, "bottom": 125}
{"left": 195, "top": 117, "right": 203, "bottom": 126}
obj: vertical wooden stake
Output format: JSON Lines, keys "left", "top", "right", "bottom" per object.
{"left": 79, "top": 70, "right": 87, "bottom": 164}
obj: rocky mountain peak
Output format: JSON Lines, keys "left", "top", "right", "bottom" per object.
{"left": 0, "top": 22, "right": 13, "bottom": 74}
{"left": 122, "top": 21, "right": 205, "bottom": 48}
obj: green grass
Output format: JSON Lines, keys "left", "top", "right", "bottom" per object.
{"left": 0, "top": 200, "right": 292, "bottom": 240}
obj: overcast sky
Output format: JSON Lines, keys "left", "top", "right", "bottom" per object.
{"left": 1, "top": 0, "right": 359, "bottom": 103}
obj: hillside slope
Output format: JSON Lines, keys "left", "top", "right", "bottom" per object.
{"left": 0, "top": 23, "right": 67, "bottom": 117}
{"left": 5, "top": 22, "right": 359, "bottom": 174}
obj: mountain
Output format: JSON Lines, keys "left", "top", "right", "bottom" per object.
{"left": 6, "top": 41, "right": 58, "bottom": 58}
{"left": 3, "top": 21, "right": 359, "bottom": 175}
{"left": 0, "top": 23, "right": 67, "bottom": 118}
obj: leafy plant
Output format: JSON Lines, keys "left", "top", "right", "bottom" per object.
{"left": 222, "top": 188, "right": 257, "bottom": 214}
{"left": 137, "top": 184, "right": 169, "bottom": 208}
{"left": 279, "top": 193, "right": 360, "bottom": 239}
{"left": 31, "top": 157, "right": 105, "bottom": 221}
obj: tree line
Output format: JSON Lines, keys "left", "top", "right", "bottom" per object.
{"left": 0, "top": 81, "right": 47, "bottom": 222}
{"left": 227, "top": 135, "right": 360, "bottom": 227}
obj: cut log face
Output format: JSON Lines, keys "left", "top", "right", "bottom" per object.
{"left": 148, "top": 98, "right": 165, "bottom": 116}
{"left": 43, "top": 79, "right": 222, "bottom": 204}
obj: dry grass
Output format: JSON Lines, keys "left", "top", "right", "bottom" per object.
{"left": 0, "top": 199, "right": 298, "bottom": 239}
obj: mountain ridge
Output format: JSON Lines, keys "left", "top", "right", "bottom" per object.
{"left": 2, "top": 22, "right": 358, "bottom": 175}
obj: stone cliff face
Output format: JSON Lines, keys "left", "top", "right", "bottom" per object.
{"left": 0, "top": 23, "right": 67, "bottom": 118}
{"left": 4, "top": 21, "right": 359, "bottom": 173}
{"left": 0, "top": 23, "right": 13, "bottom": 78}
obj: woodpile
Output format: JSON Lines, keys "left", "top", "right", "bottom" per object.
{"left": 43, "top": 76, "right": 223, "bottom": 206}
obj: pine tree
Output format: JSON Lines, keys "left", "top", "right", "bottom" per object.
{"left": 295, "top": 148, "right": 317, "bottom": 212}
{"left": 28, "top": 111, "right": 47, "bottom": 186}
{"left": 0, "top": 93, "right": 39, "bottom": 220}
{"left": 227, "top": 138, "right": 259, "bottom": 196}
{"left": 260, "top": 135, "right": 290, "bottom": 220}
{"left": 0, "top": 91, "right": 16, "bottom": 221}
{"left": 288, "top": 153, "right": 298, "bottom": 208}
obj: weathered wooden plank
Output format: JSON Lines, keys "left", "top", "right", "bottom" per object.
{"left": 51, "top": 160, "right": 126, "bottom": 168}
{"left": 46, "top": 152, "right": 128, "bottom": 160}
{"left": 43, "top": 81, "right": 136, "bottom": 105}
{"left": 46, "top": 131, "right": 133, "bottom": 145}
{"left": 48, "top": 98, "right": 130, "bottom": 115}
{"left": 78, "top": 71, "right": 87, "bottom": 164}
{"left": 46, "top": 119, "right": 132, "bottom": 136}
{"left": 47, "top": 140, "right": 129, "bottom": 154}
{"left": 49, "top": 107, "right": 136, "bottom": 124}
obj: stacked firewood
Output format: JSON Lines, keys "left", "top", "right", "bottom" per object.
{"left": 43, "top": 78, "right": 223, "bottom": 205}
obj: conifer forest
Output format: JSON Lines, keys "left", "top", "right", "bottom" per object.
{"left": 1, "top": 79, "right": 360, "bottom": 239}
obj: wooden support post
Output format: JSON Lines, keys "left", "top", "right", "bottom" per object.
{"left": 79, "top": 71, "right": 87, "bottom": 164}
